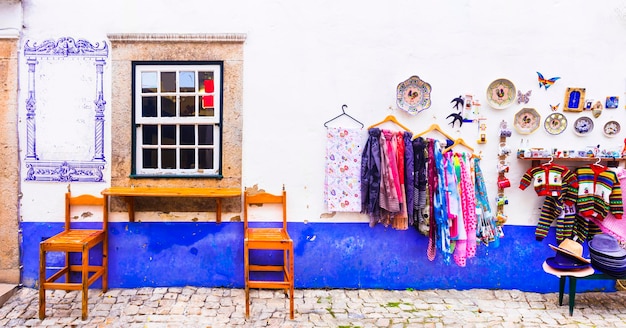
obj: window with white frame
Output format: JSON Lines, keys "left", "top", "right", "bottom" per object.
{"left": 132, "top": 61, "right": 223, "bottom": 177}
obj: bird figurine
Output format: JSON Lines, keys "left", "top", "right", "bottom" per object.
{"left": 451, "top": 95, "right": 464, "bottom": 110}
{"left": 447, "top": 112, "right": 464, "bottom": 128}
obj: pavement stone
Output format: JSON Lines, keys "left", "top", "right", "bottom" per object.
{"left": 1, "top": 287, "right": 626, "bottom": 327}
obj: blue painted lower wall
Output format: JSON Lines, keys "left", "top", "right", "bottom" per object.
{"left": 21, "top": 222, "right": 615, "bottom": 293}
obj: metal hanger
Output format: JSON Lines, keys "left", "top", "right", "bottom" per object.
{"left": 324, "top": 104, "right": 364, "bottom": 128}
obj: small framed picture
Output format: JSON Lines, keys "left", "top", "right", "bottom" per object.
{"left": 606, "top": 96, "right": 619, "bottom": 109}
{"left": 585, "top": 99, "right": 594, "bottom": 110}
{"left": 563, "top": 87, "right": 586, "bottom": 112}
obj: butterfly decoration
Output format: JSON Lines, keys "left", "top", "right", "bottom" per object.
{"left": 550, "top": 103, "right": 560, "bottom": 111}
{"left": 517, "top": 90, "right": 531, "bottom": 104}
{"left": 537, "top": 72, "right": 560, "bottom": 90}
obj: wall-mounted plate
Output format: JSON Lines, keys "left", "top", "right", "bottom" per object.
{"left": 514, "top": 107, "right": 541, "bottom": 134}
{"left": 396, "top": 75, "right": 432, "bottom": 115}
{"left": 544, "top": 113, "right": 567, "bottom": 135}
{"left": 486, "top": 78, "right": 516, "bottom": 109}
{"left": 603, "top": 121, "right": 621, "bottom": 137}
{"left": 573, "top": 116, "right": 594, "bottom": 136}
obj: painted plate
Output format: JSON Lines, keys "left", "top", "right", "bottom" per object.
{"left": 544, "top": 113, "right": 567, "bottom": 135}
{"left": 486, "top": 78, "right": 516, "bottom": 109}
{"left": 573, "top": 116, "right": 594, "bottom": 136}
{"left": 396, "top": 75, "right": 432, "bottom": 115}
{"left": 514, "top": 107, "right": 541, "bottom": 135}
{"left": 603, "top": 120, "right": 621, "bottom": 137}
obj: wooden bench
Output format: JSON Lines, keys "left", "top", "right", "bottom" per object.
{"left": 101, "top": 187, "right": 241, "bottom": 223}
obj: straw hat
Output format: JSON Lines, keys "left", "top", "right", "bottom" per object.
{"left": 549, "top": 239, "right": 591, "bottom": 264}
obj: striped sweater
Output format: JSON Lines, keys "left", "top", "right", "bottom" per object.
{"left": 519, "top": 164, "right": 578, "bottom": 203}
{"left": 576, "top": 165, "right": 623, "bottom": 220}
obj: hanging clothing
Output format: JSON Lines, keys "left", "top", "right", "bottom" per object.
{"left": 360, "top": 128, "right": 382, "bottom": 226}
{"left": 519, "top": 164, "right": 577, "bottom": 197}
{"left": 432, "top": 140, "right": 452, "bottom": 264}
{"left": 588, "top": 167, "right": 626, "bottom": 242}
{"left": 324, "top": 127, "right": 365, "bottom": 212}
{"left": 576, "top": 165, "right": 623, "bottom": 220}
{"left": 454, "top": 153, "right": 477, "bottom": 266}
{"left": 474, "top": 157, "right": 498, "bottom": 247}
{"left": 426, "top": 140, "right": 438, "bottom": 261}
{"left": 379, "top": 130, "right": 400, "bottom": 226}
{"left": 412, "top": 137, "right": 429, "bottom": 235}
{"left": 403, "top": 131, "right": 415, "bottom": 226}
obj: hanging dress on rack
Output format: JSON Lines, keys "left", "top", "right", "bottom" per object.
{"left": 324, "top": 127, "right": 365, "bottom": 212}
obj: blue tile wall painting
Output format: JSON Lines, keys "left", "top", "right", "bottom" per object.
{"left": 23, "top": 37, "right": 108, "bottom": 182}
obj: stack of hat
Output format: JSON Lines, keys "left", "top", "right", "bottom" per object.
{"left": 588, "top": 233, "right": 626, "bottom": 278}
{"left": 544, "top": 239, "right": 593, "bottom": 277}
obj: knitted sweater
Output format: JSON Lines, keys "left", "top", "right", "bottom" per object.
{"left": 576, "top": 165, "right": 623, "bottom": 220}
{"left": 519, "top": 164, "right": 578, "bottom": 203}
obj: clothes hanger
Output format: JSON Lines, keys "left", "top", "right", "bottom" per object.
{"left": 443, "top": 138, "right": 475, "bottom": 154}
{"left": 592, "top": 157, "right": 604, "bottom": 168}
{"left": 367, "top": 114, "right": 411, "bottom": 131}
{"left": 412, "top": 123, "right": 454, "bottom": 141}
{"left": 542, "top": 155, "right": 554, "bottom": 166}
{"left": 323, "top": 104, "right": 364, "bottom": 128}
{"left": 470, "top": 151, "right": 483, "bottom": 160}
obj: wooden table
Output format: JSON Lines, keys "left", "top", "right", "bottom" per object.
{"left": 101, "top": 187, "right": 242, "bottom": 223}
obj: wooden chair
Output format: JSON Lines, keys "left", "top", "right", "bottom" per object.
{"left": 39, "top": 190, "right": 108, "bottom": 320}
{"left": 243, "top": 187, "right": 294, "bottom": 319}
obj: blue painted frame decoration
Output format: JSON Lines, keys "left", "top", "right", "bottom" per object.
{"left": 23, "top": 37, "right": 108, "bottom": 182}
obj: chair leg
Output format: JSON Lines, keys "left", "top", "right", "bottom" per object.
{"left": 39, "top": 247, "right": 46, "bottom": 320}
{"left": 82, "top": 247, "right": 89, "bottom": 321}
{"left": 244, "top": 243, "right": 250, "bottom": 318}
{"left": 288, "top": 246, "right": 294, "bottom": 320}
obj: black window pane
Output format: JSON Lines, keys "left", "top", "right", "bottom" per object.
{"left": 198, "top": 125, "right": 213, "bottom": 145}
{"left": 198, "top": 149, "right": 213, "bottom": 169}
{"left": 180, "top": 125, "right": 195, "bottom": 145}
{"left": 161, "top": 149, "right": 176, "bottom": 169}
{"left": 142, "top": 125, "right": 158, "bottom": 145}
{"left": 161, "top": 125, "right": 176, "bottom": 145}
{"left": 142, "top": 149, "right": 157, "bottom": 169}
{"left": 161, "top": 96, "right": 176, "bottom": 117}
{"left": 161, "top": 72, "right": 176, "bottom": 92}
{"left": 180, "top": 149, "right": 195, "bottom": 169}
{"left": 142, "top": 96, "right": 157, "bottom": 117}
{"left": 180, "top": 96, "right": 195, "bottom": 117}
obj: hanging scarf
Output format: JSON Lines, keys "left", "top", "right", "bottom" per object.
{"left": 426, "top": 139, "right": 438, "bottom": 261}
{"left": 360, "top": 128, "right": 381, "bottom": 226}
{"left": 403, "top": 131, "right": 415, "bottom": 226}
{"left": 324, "top": 127, "right": 364, "bottom": 212}
{"left": 433, "top": 140, "right": 452, "bottom": 264}
{"left": 474, "top": 157, "right": 499, "bottom": 247}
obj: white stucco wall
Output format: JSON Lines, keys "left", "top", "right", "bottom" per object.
{"left": 14, "top": 0, "right": 626, "bottom": 226}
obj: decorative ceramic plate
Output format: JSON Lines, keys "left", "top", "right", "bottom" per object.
{"left": 573, "top": 116, "right": 594, "bottom": 136}
{"left": 486, "top": 78, "right": 516, "bottom": 109}
{"left": 514, "top": 107, "right": 540, "bottom": 134}
{"left": 396, "top": 75, "right": 432, "bottom": 115}
{"left": 603, "top": 120, "right": 621, "bottom": 137}
{"left": 544, "top": 113, "right": 567, "bottom": 135}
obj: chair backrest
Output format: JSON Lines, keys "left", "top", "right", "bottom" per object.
{"left": 243, "top": 189, "right": 287, "bottom": 231}
{"left": 64, "top": 192, "right": 108, "bottom": 232}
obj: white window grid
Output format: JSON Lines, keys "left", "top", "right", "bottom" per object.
{"left": 133, "top": 64, "right": 222, "bottom": 176}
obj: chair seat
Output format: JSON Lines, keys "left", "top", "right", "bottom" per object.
{"left": 246, "top": 228, "right": 291, "bottom": 243}
{"left": 41, "top": 230, "right": 105, "bottom": 251}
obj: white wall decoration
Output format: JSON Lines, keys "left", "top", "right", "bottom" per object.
{"left": 23, "top": 37, "right": 108, "bottom": 182}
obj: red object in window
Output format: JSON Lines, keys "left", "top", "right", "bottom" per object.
{"left": 204, "top": 79, "right": 214, "bottom": 93}
{"left": 202, "top": 95, "right": 214, "bottom": 108}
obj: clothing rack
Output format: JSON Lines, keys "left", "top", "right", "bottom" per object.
{"left": 324, "top": 104, "right": 364, "bottom": 128}
{"left": 368, "top": 115, "right": 411, "bottom": 132}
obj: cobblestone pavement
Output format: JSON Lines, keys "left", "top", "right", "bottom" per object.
{"left": 1, "top": 287, "right": 626, "bottom": 327}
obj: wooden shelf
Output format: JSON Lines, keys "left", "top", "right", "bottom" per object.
{"left": 517, "top": 156, "right": 625, "bottom": 167}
